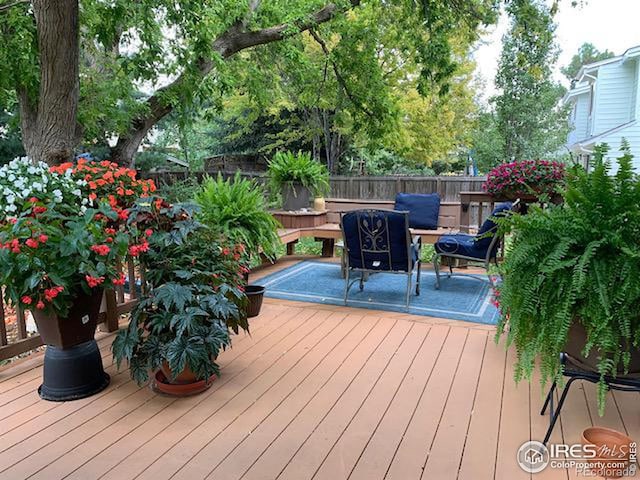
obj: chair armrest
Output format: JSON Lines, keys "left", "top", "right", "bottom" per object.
{"left": 412, "top": 235, "right": 422, "bottom": 251}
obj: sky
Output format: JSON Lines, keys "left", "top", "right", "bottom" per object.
{"left": 473, "top": 0, "right": 640, "bottom": 104}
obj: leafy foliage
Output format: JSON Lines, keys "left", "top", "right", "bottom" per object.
{"left": 267, "top": 151, "right": 330, "bottom": 197}
{"left": 495, "top": 141, "right": 640, "bottom": 414}
{"left": 470, "top": 111, "right": 505, "bottom": 173}
{"left": 0, "top": 109, "right": 25, "bottom": 165}
{"left": 195, "top": 173, "right": 281, "bottom": 261}
{"left": 0, "top": 0, "right": 500, "bottom": 165}
{"left": 493, "top": 0, "right": 569, "bottom": 161}
{"left": 112, "top": 198, "right": 249, "bottom": 385}
{"left": 561, "top": 43, "right": 615, "bottom": 83}
{"left": 0, "top": 203, "right": 130, "bottom": 316}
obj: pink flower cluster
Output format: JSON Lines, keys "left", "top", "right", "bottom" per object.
{"left": 483, "top": 160, "right": 565, "bottom": 198}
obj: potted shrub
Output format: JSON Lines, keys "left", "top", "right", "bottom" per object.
{"left": 267, "top": 151, "right": 330, "bottom": 211}
{"left": 0, "top": 158, "right": 130, "bottom": 401}
{"left": 195, "top": 173, "right": 281, "bottom": 317}
{"left": 495, "top": 142, "right": 640, "bottom": 414}
{"left": 483, "top": 159, "right": 566, "bottom": 202}
{"left": 112, "top": 200, "right": 249, "bottom": 395}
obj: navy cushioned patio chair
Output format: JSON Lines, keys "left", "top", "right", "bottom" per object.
{"left": 340, "top": 209, "right": 421, "bottom": 309}
{"left": 433, "top": 201, "right": 517, "bottom": 289}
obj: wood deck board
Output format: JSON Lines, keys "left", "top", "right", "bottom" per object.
{"left": 0, "top": 297, "right": 638, "bottom": 480}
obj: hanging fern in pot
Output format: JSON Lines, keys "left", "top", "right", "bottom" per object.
{"left": 495, "top": 141, "right": 640, "bottom": 414}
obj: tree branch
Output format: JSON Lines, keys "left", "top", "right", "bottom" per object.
{"left": 0, "top": 0, "right": 29, "bottom": 13}
{"left": 308, "top": 28, "right": 375, "bottom": 118}
{"left": 111, "top": 0, "right": 361, "bottom": 165}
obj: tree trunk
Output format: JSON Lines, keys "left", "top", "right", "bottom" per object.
{"left": 19, "top": 0, "right": 80, "bottom": 165}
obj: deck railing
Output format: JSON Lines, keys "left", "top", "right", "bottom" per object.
{"left": 0, "top": 256, "right": 144, "bottom": 362}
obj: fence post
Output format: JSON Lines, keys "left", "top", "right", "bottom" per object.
{"left": 0, "top": 296, "right": 7, "bottom": 346}
{"left": 102, "top": 289, "right": 119, "bottom": 332}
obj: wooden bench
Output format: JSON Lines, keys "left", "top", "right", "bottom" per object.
{"left": 277, "top": 198, "right": 461, "bottom": 257}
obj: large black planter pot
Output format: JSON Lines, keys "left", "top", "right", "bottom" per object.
{"left": 39, "top": 340, "right": 110, "bottom": 401}
{"left": 32, "top": 289, "right": 110, "bottom": 401}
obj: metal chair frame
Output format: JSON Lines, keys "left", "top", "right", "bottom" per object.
{"left": 432, "top": 234, "right": 503, "bottom": 289}
{"left": 340, "top": 210, "right": 422, "bottom": 310}
{"left": 433, "top": 200, "right": 520, "bottom": 289}
{"left": 540, "top": 353, "right": 640, "bottom": 444}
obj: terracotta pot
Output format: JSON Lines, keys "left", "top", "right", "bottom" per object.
{"left": 565, "top": 323, "right": 640, "bottom": 377}
{"left": 31, "top": 289, "right": 104, "bottom": 349}
{"left": 160, "top": 361, "right": 201, "bottom": 385}
{"left": 582, "top": 427, "right": 635, "bottom": 478}
{"left": 154, "top": 370, "right": 215, "bottom": 397}
{"left": 245, "top": 285, "right": 265, "bottom": 318}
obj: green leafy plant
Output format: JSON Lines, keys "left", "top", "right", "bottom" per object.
{"left": 195, "top": 173, "right": 281, "bottom": 261}
{"left": 267, "top": 151, "right": 330, "bottom": 198}
{"left": 495, "top": 141, "right": 640, "bottom": 414}
{"left": 112, "top": 199, "right": 249, "bottom": 385}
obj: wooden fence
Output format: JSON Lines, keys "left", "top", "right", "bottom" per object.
{"left": 0, "top": 257, "right": 144, "bottom": 362}
{"left": 144, "top": 171, "right": 487, "bottom": 202}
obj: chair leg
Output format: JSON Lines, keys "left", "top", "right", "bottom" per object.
{"left": 543, "top": 377, "right": 578, "bottom": 445}
{"left": 433, "top": 254, "right": 441, "bottom": 290}
{"left": 540, "top": 381, "right": 557, "bottom": 415}
{"left": 485, "top": 259, "right": 495, "bottom": 287}
{"left": 448, "top": 263, "right": 453, "bottom": 278}
{"left": 359, "top": 273, "right": 365, "bottom": 291}
{"left": 405, "top": 273, "right": 412, "bottom": 310}
{"left": 344, "top": 269, "right": 350, "bottom": 305}
{"left": 416, "top": 260, "right": 421, "bottom": 296}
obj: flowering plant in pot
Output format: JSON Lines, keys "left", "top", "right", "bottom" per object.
{"left": 112, "top": 199, "right": 249, "bottom": 395}
{"left": 483, "top": 159, "right": 565, "bottom": 201}
{"left": 0, "top": 158, "right": 130, "bottom": 400}
{"left": 494, "top": 142, "right": 640, "bottom": 414}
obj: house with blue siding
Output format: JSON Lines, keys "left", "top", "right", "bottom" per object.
{"left": 564, "top": 45, "right": 640, "bottom": 171}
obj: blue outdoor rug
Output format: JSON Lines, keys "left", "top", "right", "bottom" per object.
{"left": 259, "top": 261, "right": 499, "bottom": 325}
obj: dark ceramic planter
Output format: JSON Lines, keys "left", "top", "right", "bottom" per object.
{"left": 245, "top": 285, "right": 265, "bottom": 318}
{"left": 32, "top": 288, "right": 104, "bottom": 349}
{"left": 565, "top": 322, "right": 640, "bottom": 375}
{"left": 31, "top": 289, "right": 110, "bottom": 401}
{"left": 282, "top": 183, "right": 311, "bottom": 211}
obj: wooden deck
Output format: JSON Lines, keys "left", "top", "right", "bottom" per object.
{"left": 0, "top": 274, "right": 639, "bottom": 479}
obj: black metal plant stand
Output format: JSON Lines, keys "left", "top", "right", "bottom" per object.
{"left": 540, "top": 353, "right": 640, "bottom": 444}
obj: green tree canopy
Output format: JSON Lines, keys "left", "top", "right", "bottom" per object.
{"left": 561, "top": 42, "right": 615, "bottom": 83}
{"left": 0, "top": 0, "right": 499, "bottom": 166}
{"left": 492, "top": 0, "right": 569, "bottom": 161}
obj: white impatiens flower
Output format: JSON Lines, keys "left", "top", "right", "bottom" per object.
{"left": 0, "top": 156, "right": 93, "bottom": 220}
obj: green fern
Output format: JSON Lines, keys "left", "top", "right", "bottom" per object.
{"left": 267, "top": 151, "right": 330, "bottom": 198}
{"left": 195, "top": 173, "right": 282, "bottom": 261}
{"left": 496, "top": 141, "right": 640, "bottom": 416}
